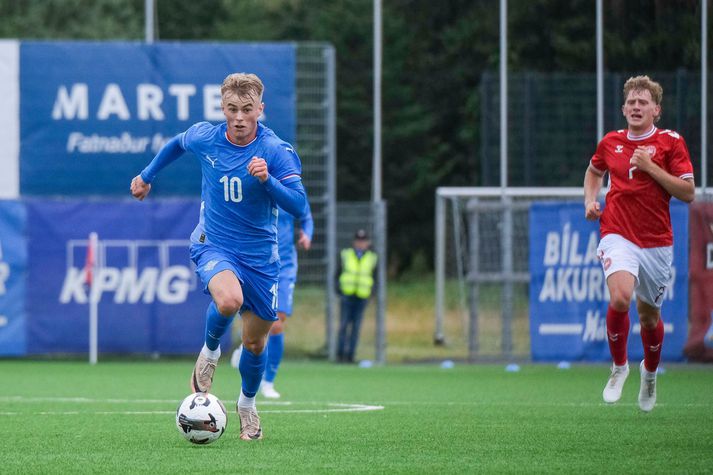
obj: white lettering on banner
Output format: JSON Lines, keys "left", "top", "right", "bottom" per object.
{"left": 538, "top": 222, "right": 677, "bottom": 303}
{"left": 59, "top": 239, "right": 196, "bottom": 305}
{"left": 52, "top": 84, "right": 89, "bottom": 120}
{"left": 539, "top": 267, "right": 607, "bottom": 302}
{"left": 97, "top": 84, "right": 130, "bottom": 120}
{"left": 0, "top": 240, "right": 8, "bottom": 295}
{"left": 59, "top": 266, "right": 192, "bottom": 304}
{"left": 169, "top": 84, "right": 196, "bottom": 120}
{"left": 542, "top": 225, "right": 599, "bottom": 266}
{"left": 52, "top": 83, "right": 218, "bottom": 121}
{"left": 582, "top": 310, "right": 606, "bottom": 342}
{"left": 203, "top": 84, "right": 223, "bottom": 121}
{"left": 707, "top": 242, "right": 713, "bottom": 270}
{"left": 137, "top": 84, "right": 165, "bottom": 120}
{"left": 67, "top": 132, "right": 150, "bottom": 153}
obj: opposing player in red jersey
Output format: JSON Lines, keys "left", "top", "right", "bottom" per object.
{"left": 583, "top": 75, "right": 695, "bottom": 412}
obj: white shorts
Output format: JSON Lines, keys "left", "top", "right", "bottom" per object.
{"left": 596, "top": 234, "right": 673, "bottom": 308}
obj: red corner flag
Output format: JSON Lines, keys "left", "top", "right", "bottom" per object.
{"left": 84, "top": 232, "right": 98, "bottom": 287}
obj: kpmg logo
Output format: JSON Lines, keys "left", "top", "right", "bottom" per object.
{"left": 59, "top": 239, "right": 197, "bottom": 304}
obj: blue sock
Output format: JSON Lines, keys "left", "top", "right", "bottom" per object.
{"left": 264, "top": 333, "right": 284, "bottom": 383}
{"left": 204, "top": 302, "right": 234, "bottom": 351}
{"left": 239, "top": 347, "right": 267, "bottom": 398}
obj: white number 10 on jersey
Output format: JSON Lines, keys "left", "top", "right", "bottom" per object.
{"left": 220, "top": 175, "right": 243, "bottom": 202}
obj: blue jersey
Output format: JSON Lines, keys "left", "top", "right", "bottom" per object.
{"left": 180, "top": 121, "right": 302, "bottom": 266}
{"left": 277, "top": 201, "right": 313, "bottom": 279}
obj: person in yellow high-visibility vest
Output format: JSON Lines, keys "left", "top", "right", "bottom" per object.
{"left": 336, "top": 229, "right": 378, "bottom": 363}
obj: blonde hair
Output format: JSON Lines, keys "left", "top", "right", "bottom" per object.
{"left": 221, "top": 73, "right": 264, "bottom": 103}
{"left": 623, "top": 75, "right": 663, "bottom": 122}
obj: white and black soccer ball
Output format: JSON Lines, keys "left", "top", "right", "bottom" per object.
{"left": 175, "top": 392, "right": 227, "bottom": 445}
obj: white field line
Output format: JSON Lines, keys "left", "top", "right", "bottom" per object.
{"left": 0, "top": 397, "right": 384, "bottom": 415}
{"left": 0, "top": 396, "right": 710, "bottom": 413}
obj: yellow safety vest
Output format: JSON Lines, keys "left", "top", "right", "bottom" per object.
{"left": 339, "top": 248, "right": 377, "bottom": 299}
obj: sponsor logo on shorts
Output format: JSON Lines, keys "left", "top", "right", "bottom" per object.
{"left": 204, "top": 260, "right": 219, "bottom": 272}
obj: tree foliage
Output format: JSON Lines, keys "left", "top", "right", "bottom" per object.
{"left": 0, "top": 0, "right": 707, "bottom": 273}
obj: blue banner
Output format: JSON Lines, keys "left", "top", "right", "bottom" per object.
{"left": 25, "top": 199, "right": 228, "bottom": 355}
{"left": 529, "top": 201, "right": 689, "bottom": 362}
{"left": 0, "top": 201, "right": 27, "bottom": 356}
{"left": 20, "top": 41, "right": 296, "bottom": 196}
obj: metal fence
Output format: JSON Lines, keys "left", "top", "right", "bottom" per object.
{"left": 295, "top": 46, "right": 386, "bottom": 362}
{"left": 480, "top": 71, "right": 713, "bottom": 187}
{"left": 435, "top": 187, "right": 713, "bottom": 361}
{"left": 294, "top": 43, "right": 336, "bottom": 285}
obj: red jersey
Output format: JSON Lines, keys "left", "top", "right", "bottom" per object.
{"left": 590, "top": 126, "right": 694, "bottom": 248}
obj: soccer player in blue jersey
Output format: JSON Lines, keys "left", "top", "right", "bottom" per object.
{"left": 129, "top": 73, "right": 306, "bottom": 441}
{"left": 232, "top": 201, "right": 314, "bottom": 399}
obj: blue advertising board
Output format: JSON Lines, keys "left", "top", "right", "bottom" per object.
{"left": 24, "top": 199, "right": 223, "bottom": 355}
{"left": 529, "top": 201, "right": 689, "bottom": 362}
{"left": 20, "top": 41, "right": 296, "bottom": 197}
{"left": 0, "top": 201, "right": 27, "bottom": 355}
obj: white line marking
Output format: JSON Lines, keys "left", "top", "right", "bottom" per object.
{"left": 0, "top": 397, "right": 385, "bottom": 415}
{"left": 539, "top": 323, "right": 583, "bottom": 335}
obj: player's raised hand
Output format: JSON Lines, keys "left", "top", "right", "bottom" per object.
{"left": 248, "top": 157, "right": 269, "bottom": 183}
{"left": 130, "top": 175, "right": 151, "bottom": 201}
{"left": 297, "top": 230, "right": 312, "bottom": 250}
{"left": 585, "top": 200, "right": 602, "bottom": 220}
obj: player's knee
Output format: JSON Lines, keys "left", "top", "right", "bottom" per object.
{"left": 609, "top": 290, "right": 632, "bottom": 312}
{"left": 270, "top": 319, "right": 284, "bottom": 335}
{"left": 242, "top": 336, "right": 266, "bottom": 355}
{"left": 215, "top": 295, "right": 242, "bottom": 316}
{"left": 638, "top": 309, "right": 660, "bottom": 330}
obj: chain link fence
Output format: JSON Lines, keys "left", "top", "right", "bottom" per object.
{"left": 480, "top": 70, "right": 711, "bottom": 187}
{"left": 295, "top": 43, "right": 335, "bottom": 284}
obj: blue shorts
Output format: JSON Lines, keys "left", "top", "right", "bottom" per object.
{"left": 190, "top": 243, "right": 278, "bottom": 322}
{"left": 277, "top": 274, "right": 296, "bottom": 316}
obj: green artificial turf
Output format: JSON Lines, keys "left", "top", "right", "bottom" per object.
{"left": 2, "top": 360, "right": 712, "bottom": 474}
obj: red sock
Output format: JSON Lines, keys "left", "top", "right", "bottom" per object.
{"left": 641, "top": 318, "right": 664, "bottom": 372}
{"left": 606, "top": 306, "right": 630, "bottom": 366}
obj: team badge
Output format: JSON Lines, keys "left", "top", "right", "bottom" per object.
{"left": 644, "top": 145, "right": 656, "bottom": 157}
{"left": 603, "top": 257, "right": 611, "bottom": 271}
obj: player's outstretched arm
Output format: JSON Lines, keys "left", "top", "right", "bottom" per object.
{"left": 583, "top": 165, "right": 604, "bottom": 220}
{"left": 248, "top": 157, "right": 307, "bottom": 217}
{"left": 130, "top": 135, "right": 186, "bottom": 201}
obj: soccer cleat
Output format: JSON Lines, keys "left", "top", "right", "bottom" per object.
{"left": 602, "top": 363, "right": 629, "bottom": 403}
{"left": 237, "top": 404, "right": 263, "bottom": 440}
{"left": 230, "top": 345, "right": 243, "bottom": 369}
{"left": 638, "top": 360, "right": 657, "bottom": 412}
{"left": 190, "top": 352, "right": 218, "bottom": 394}
{"left": 260, "top": 381, "right": 281, "bottom": 399}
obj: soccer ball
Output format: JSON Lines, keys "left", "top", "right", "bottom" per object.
{"left": 175, "top": 392, "right": 227, "bottom": 445}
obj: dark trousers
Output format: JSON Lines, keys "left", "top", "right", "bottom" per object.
{"left": 337, "top": 294, "right": 369, "bottom": 362}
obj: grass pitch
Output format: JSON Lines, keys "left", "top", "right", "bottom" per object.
{"left": 3, "top": 360, "right": 712, "bottom": 474}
